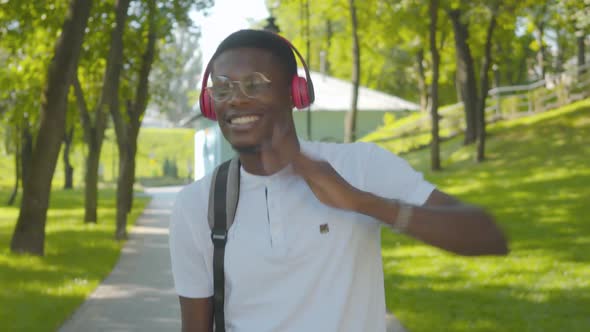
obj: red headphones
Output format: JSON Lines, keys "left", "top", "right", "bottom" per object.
{"left": 199, "top": 33, "right": 315, "bottom": 121}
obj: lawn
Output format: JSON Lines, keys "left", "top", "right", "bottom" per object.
{"left": 382, "top": 99, "right": 590, "bottom": 331}
{"left": 0, "top": 188, "right": 150, "bottom": 331}
{"left": 0, "top": 127, "right": 189, "bottom": 330}
{"left": 0, "top": 127, "right": 195, "bottom": 189}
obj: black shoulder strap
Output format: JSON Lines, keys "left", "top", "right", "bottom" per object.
{"left": 208, "top": 156, "right": 240, "bottom": 332}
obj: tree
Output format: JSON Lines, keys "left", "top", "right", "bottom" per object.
{"left": 475, "top": 2, "right": 501, "bottom": 162}
{"left": 558, "top": 0, "right": 590, "bottom": 75}
{"left": 0, "top": 2, "right": 69, "bottom": 207}
{"left": 344, "top": 0, "right": 360, "bottom": 143}
{"left": 446, "top": 5, "right": 478, "bottom": 145}
{"left": 111, "top": 0, "right": 158, "bottom": 239}
{"left": 429, "top": 0, "right": 441, "bottom": 170}
{"left": 10, "top": 0, "right": 93, "bottom": 255}
{"left": 74, "top": 0, "right": 132, "bottom": 223}
{"left": 110, "top": 0, "right": 213, "bottom": 239}
{"left": 62, "top": 118, "right": 75, "bottom": 189}
{"left": 527, "top": 2, "right": 552, "bottom": 79}
{"left": 150, "top": 26, "right": 203, "bottom": 123}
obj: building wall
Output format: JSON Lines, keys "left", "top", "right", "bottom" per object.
{"left": 193, "top": 110, "right": 410, "bottom": 179}
{"left": 293, "top": 110, "right": 404, "bottom": 142}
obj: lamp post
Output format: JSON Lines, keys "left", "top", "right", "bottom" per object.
{"left": 263, "top": 16, "right": 280, "bottom": 34}
{"left": 264, "top": 1, "right": 280, "bottom": 34}
{"left": 263, "top": 6, "right": 313, "bottom": 141}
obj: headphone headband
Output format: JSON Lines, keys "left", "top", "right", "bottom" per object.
{"left": 274, "top": 34, "right": 315, "bottom": 103}
{"left": 199, "top": 30, "right": 315, "bottom": 120}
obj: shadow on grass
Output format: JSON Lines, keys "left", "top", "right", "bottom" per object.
{"left": 0, "top": 189, "right": 150, "bottom": 332}
{"left": 381, "top": 100, "right": 590, "bottom": 331}
{"left": 384, "top": 268, "right": 590, "bottom": 332}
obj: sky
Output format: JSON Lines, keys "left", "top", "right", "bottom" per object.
{"left": 192, "top": 0, "right": 271, "bottom": 75}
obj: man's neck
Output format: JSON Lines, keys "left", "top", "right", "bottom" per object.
{"left": 238, "top": 136, "right": 300, "bottom": 176}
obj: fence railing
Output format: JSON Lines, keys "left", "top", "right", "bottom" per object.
{"left": 372, "top": 62, "right": 590, "bottom": 143}
{"left": 486, "top": 62, "right": 590, "bottom": 117}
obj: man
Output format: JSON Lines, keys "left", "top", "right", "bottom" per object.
{"left": 169, "top": 29, "right": 508, "bottom": 332}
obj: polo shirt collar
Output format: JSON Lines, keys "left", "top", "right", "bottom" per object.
{"left": 239, "top": 163, "right": 295, "bottom": 189}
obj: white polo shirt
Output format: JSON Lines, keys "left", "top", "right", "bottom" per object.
{"left": 169, "top": 141, "right": 435, "bottom": 332}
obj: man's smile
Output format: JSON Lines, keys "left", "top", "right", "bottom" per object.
{"left": 225, "top": 113, "right": 263, "bottom": 130}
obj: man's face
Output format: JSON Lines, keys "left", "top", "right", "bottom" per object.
{"left": 210, "top": 47, "right": 293, "bottom": 153}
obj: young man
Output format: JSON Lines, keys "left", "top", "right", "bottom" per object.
{"left": 169, "top": 29, "right": 508, "bottom": 332}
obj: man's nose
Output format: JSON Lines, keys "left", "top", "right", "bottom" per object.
{"left": 228, "top": 85, "right": 250, "bottom": 105}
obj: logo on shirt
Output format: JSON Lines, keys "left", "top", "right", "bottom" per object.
{"left": 319, "top": 223, "right": 329, "bottom": 234}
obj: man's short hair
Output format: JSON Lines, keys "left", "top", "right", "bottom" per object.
{"left": 210, "top": 29, "right": 297, "bottom": 79}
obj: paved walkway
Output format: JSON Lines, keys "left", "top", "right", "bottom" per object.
{"left": 59, "top": 186, "right": 407, "bottom": 332}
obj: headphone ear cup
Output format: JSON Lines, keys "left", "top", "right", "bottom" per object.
{"left": 291, "top": 76, "right": 310, "bottom": 109}
{"left": 200, "top": 88, "right": 217, "bottom": 120}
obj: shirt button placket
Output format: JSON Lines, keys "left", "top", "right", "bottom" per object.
{"left": 268, "top": 183, "right": 284, "bottom": 250}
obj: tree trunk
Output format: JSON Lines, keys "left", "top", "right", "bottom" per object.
{"left": 112, "top": 0, "right": 155, "bottom": 239}
{"left": 325, "top": 19, "right": 333, "bottom": 75}
{"left": 555, "top": 29, "right": 566, "bottom": 73}
{"left": 115, "top": 146, "right": 133, "bottom": 239}
{"left": 448, "top": 9, "right": 478, "bottom": 145}
{"left": 537, "top": 22, "right": 546, "bottom": 79}
{"left": 578, "top": 35, "right": 586, "bottom": 76}
{"left": 344, "top": 0, "right": 360, "bottom": 143}
{"left": 7, "top": 158, "right": 20, "bottom": 205}
{"left": 63, "top": 127, "right": 74, "bottom": 189}
{"left": 416, "top": 48, "right": 429, "bottom": 113}
{"left": 125, "top": 140, "right": 137, "bottom": 213}
{"left": 516, "top": 55, "right": 527, "bottom": 84}
{"left": 73, "top": 0, "right": 131, "bottom": 224}
{"left": 476, "top": 11, "right": 498, "bottom": 163}
{"left": 7, "top": 125, "right": 22, "bottom": 206}
{"left": 21, "top": 124, "right": 33, "bottom": 193}
{"left": 84, "top": 142, "right": 100, "bottom": 223}
{"left": 74, "top": 77, "right": 104, "bottom": 223}
{"left": 429, "top": 0, "right": 441, "bottom": 171}
{"left": 11, "top": 124, "right": 34, "bottom": 206}
{"left": 10, "top": 0, "right": 92, "bottom": 255}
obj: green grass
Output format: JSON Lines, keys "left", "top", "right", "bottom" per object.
{"left": 381, "top": 98, "right": 590, "bottom": 331}
{"left": 0, "top": 127, "right": 195, "bottom": 188}
{"left": 361, "top": 103, "right": 466, "bottom": 154}
{"left": 0, "top": 188, "right": 150, "bottom": 331}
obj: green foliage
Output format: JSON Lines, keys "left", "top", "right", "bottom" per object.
{"left": 360, "top": 103, "right": 466, "bottom": 154}
{"left": 162, "top": 157, "right": 178, "bottom": 178}
{"left": 381, "top": 98, "right": 590, "bottom": 331}
{"left": 150, "top": 26, "right": 203, "bottom": 123}
{"left": 0, "top": 188, "right": 150, "bottom": 331}
{"left": 499, "top": 95, "right": 520, "bottom": 114}
{"left": 0, "top": 127, "right": 194, "bottom": 189}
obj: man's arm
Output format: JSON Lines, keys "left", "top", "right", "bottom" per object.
{"left": 356, "top": 189, "right": 508, "bottom": 256}
{"left": 179, "top": 296, "right": 213, "bottom": 332}
{"left": 291, "top": 152, "right": 509, "bottom": 256}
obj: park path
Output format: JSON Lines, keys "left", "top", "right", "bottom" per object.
{"left": 59, "top": 186, "right": 183, "bottom": 332}
{"left": 58, "top": 186, "right": 407, "bottom": 332}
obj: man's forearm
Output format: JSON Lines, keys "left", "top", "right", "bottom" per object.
{"left": 355, "top": 191, "right": 508, "bottom": 256}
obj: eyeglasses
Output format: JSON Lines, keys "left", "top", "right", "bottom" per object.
{"left": 207, "top": 72, "right": 272, "bottom": 102}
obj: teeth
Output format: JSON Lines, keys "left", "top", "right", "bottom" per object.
{"left": 231, "top": 116, "right": 259, "bottom": 125}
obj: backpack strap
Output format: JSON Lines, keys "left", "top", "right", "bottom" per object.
{"left": 207, "top": 156, "right": 240, "bottom": 332}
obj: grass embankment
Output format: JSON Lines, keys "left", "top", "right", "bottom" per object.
{"left": 0, "top": 189, "right": 149, "bottom": 331}
{"left": 382, "top": 99, "right": 590, "bottom": 331}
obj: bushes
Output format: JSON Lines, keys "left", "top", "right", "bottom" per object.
{"left": 162, "top": 158, "right": 178, "bottom": 179}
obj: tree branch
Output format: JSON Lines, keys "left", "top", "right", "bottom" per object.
{"left": 72, "top": 73, "right": 92, "bottom": 145}
{"left": 131, "top": 0, "right": 157, "bottom": 131}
